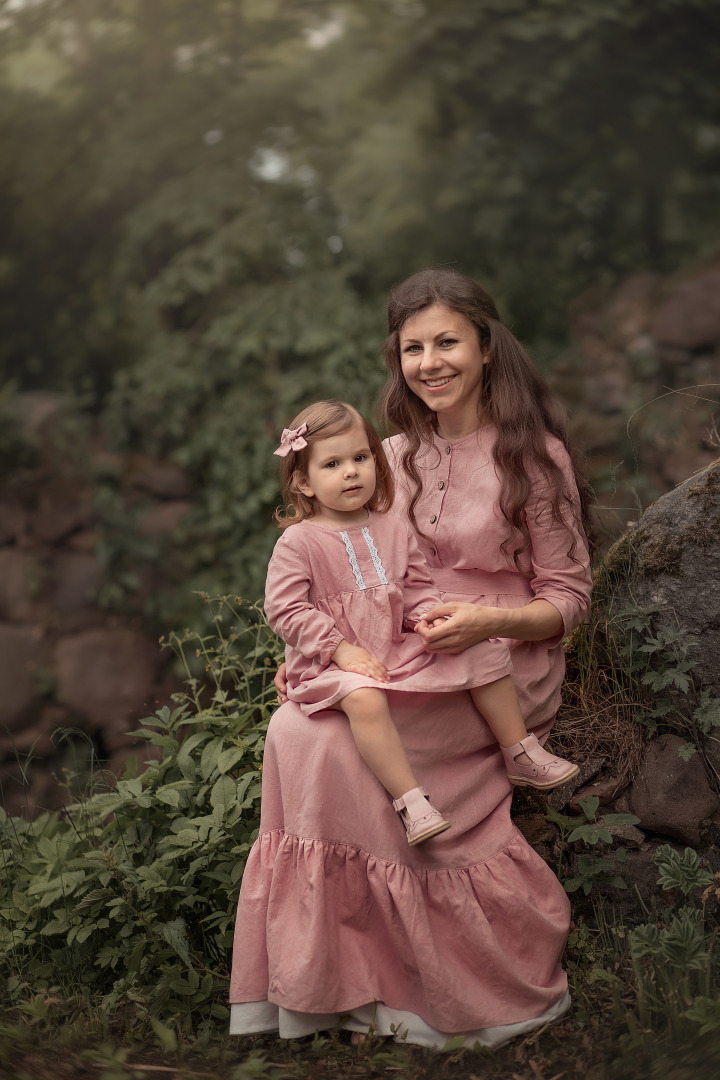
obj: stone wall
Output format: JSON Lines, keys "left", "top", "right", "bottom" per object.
{"left": 0, "top": 393, "right": 192, "bottom": 816}
{"left": 548, "top": 262, "right": 720, "bottom": 540}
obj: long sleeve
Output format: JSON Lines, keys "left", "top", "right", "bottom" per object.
{"left": 524, "top": 440, "right": 592, "bottom": 638}
{"left": 399, "top": 520, "right": 443, "bottom": 627}
{"left": 264, "top": 533, "right": 344, "bottom": 665}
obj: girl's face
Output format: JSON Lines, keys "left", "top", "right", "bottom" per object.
{"left": 399, "top": 303, "right": 489, "bottom": 438}
{"left": 297, "top": 425, "right": 377, "bottom": 526}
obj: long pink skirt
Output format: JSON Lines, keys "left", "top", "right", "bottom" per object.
{"left": 229, "top": 575, "right": 572, "bottom": 1047}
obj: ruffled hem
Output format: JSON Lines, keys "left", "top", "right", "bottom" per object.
{"left": 229, "top": 991, "right": 571, "bottom": 1050}
{"left": 230, "top": 827, "right": 570, "bottom": 1034}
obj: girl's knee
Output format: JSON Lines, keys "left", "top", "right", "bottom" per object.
{"left": 342, "top": 687, "right": 386, "bottom": 710}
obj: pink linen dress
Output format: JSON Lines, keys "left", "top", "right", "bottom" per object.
{"left": 229, "top": 425, "right": 592, "bottom": 1048}
{"left": 265, "top": 512, "right": 513, "bottom": 715}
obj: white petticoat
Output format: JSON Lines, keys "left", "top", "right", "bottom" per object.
{"left": 229, "top": 991, "right": 571, "bottom": 1051}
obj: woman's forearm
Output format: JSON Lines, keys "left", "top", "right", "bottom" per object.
{"left": 416, "top": 598, "right": 564, "bottom": 653}
{"left": 492, "top": 599, "right": 563, "bottom": 641}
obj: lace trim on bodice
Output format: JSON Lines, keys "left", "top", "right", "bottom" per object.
{"left": 362, "top": 527, "right": 388, "bottom": 584}
{"left": 340, "top": 531, "right": 367, "bottom": 590}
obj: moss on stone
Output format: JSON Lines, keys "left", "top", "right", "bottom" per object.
{"left": 636, "top": 531, "right": 684, "bottom": 578}
{"left": 686, "top": 464, "right": 720, "bottom": 515}
{"left": 682, "top": 511, "right": 720, "bottom": 553}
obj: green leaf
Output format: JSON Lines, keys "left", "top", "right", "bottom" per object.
{"left": 116, "top": 778, "right": 143, "bottom": 799}
{"left": 678, "top": 742, "right": 697, "bottom": 762}
{"left": 177, "top": 731, "right": 212, "bottom": 778}
{"left": 160, "top": 919, "right": 192, "bottom": 965}
{"left": 156, "top": 786, "right": 181, "bottom": 808}
{"left": 200, "top": 737, "right": 226, "bottom": 780}
{"left": 602, "top": 814, "right": 640, "bottom": 827}
{"left": 216, "top": 747, "right": 247, "bottom": 774}
{"left": 150, "top": 1017, "right": 178, "bottom": 1053}
{"left": 210, "top": 775, "right": 237, "bottom": 815}
{"left": 578, "top": 796, "right": 600, "bottom": 821}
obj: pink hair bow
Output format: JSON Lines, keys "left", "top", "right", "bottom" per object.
{"left": 273, "top": 422, "right": 308, "bottom": 457}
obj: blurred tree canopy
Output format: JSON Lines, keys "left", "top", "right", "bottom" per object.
{"left": 1, "top": 0, "right": 720, "bottom": 603}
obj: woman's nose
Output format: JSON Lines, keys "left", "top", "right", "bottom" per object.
{"left": 419, "top": 347, "right": 443, "bottom": 371}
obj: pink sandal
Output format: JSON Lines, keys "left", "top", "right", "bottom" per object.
{"left": 392, "top": 786, "right": 451, "bottom": 846}
{"left": 501, "top": 733, "right": 579, "bottom": 790}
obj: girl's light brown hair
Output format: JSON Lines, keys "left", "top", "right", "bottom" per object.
{"left": 378, "top": 268, "right": 595, "bottom": 566}
{"left": 274, "top": 401, "right": 394, "bottom": 528}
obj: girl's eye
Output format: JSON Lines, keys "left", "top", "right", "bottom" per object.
{"left": 355, "top": 454, "right": 367, "bottom": 462}
{"left": 325, "top": 460, "right": 339, "bottom": 469}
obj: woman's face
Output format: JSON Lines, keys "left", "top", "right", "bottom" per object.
{"left": 399, "top": 304, "right": 488, "bottom": 438}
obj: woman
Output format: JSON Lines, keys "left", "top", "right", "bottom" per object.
{"left": 229, "top": 269, "right": 593, "bottom": 1049}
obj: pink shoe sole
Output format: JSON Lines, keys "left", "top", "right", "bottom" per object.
{"left": 502, "top": 734, "right": 580, "bottom": 791}
{"left": 407, "top": 818, "right": 451, "bottom": 846}
{"left": 393, "top": 786, "right": 451, "bottom": 846}
{"left": 507, "top": 763, "right": 580, "bottom": 790}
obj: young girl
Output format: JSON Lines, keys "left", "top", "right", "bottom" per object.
{"left": 267, "top": 400, "right": 578, "bottom": 845}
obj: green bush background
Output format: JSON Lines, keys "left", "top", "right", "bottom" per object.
{"left": 2, "top": 0, "right": 720, "bottom": 610}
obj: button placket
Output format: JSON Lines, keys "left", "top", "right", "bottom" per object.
{"left": 428, "top": 444, "right": 450, "bottom": 560}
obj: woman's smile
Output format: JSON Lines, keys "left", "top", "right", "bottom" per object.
{"left": 422, "top": 374, "right": 457, "bottom": 390}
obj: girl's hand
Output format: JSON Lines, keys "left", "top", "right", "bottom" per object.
{"left": 415, "top": 602, "right": 507, "bottom": 653}
{"left": 332, "top": 641, "right": 389, "bottom": 682}
{"left": 274, "top": 662, "right": 289, "bottom": 704}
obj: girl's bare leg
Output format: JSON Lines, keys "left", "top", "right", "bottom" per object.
{"left": 469, "top": 675, "right": 534, "bottom": 764}
{"left": 340, "top": 687, "right": 419, "bottom": 799}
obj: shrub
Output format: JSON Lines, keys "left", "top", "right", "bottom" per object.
{"left": 0, "top": 597, "right": 283, "bottom": 1038}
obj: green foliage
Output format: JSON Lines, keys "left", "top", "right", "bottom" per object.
{"left": 692, "top": 689, "right": 720, "bottom": 736}
{"left": 545, "top": 795, "right": 640, "bottom": 895}
{"left": 653, "top": 843, "right": 715, "bottom": 900}
{"left": 610, "top": 600, "right": 720, "bottom": 759}
{"left": 0, "top": 597, "right": 283, "bottom": 1036}
{"left": 3, "top": 0, "right": 720, "bottom": 600}
{"left": 630, "top": 906, "right": 709, "bottom": 970}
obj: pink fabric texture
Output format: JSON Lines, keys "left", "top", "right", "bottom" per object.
{"left": 229, "top": 426, "right": 592, "bottom": 1035}
{"left": 265, "top": 512, "right": 513, "bottom": 715}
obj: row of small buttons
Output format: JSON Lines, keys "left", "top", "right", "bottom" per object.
{"left": 429, "top": 446, "right": 451, "bottom": 556}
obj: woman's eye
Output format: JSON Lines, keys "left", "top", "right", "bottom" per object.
{"left": 440, "top": 338, "right": 457, "bottom": 347}
{"left": 403, "top": 344, "right": 421, "bottom": 354}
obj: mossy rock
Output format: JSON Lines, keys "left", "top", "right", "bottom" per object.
{"left": 598, "top": 457, "right": 720, "bottom": 698}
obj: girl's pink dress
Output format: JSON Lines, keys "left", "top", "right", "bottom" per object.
{"left": 265, "top": 513, "right": 513, "bottom": 714}
{"left": 229, "top": 427, "right": 592, "bottom": 1049}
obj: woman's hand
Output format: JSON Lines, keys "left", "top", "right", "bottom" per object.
{"left": 332, "top": 641, "right": 389, "bottom": 682}
{"left": 415, "top": 602, "right": 506, "bottom": 653}
{"left": 415, "top": 598, "right": 564, "bottom": 653}
{"left": 274, "top": 662, "right": 289, "bottom": 704}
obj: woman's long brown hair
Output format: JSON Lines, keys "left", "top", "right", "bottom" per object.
{"left": 378, "top": 268, "right": 595, "bottom": 568}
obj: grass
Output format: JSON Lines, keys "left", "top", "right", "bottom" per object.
{"left": 3, "top": 892, "right": 720, "bottom": 1080}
